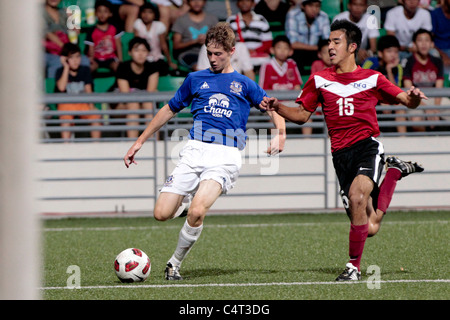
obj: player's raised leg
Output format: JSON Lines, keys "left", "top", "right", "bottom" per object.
{"left": 368, "top": 156, "right": 424, "bottom": 236}
{"left": 165, "top": 179, "right": 223, "bottom": 280}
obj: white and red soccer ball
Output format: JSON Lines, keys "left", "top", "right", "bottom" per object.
{"left": 114, "top": 248, "right": 151, "bottom": 283}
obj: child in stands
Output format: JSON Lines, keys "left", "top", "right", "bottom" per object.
{"left": 85, "top": 0, "right": 123, "bottom": 73}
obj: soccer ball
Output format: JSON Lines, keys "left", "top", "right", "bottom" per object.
{"left": 114, "top": 248, "right": 151, "bottom": 283}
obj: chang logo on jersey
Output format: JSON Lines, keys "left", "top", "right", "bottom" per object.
{"left": 204, "top": 93, "right": 233, "bottom": 118}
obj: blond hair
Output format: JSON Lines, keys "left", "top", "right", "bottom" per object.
{"left": 205, "top": 22, "right": 236, "bottom": 53}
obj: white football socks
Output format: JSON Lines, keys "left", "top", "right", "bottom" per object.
{"left": 168, "top": 219, "right": 203, "bottom": 267}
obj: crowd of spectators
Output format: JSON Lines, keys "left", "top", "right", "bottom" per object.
{"left": 43, "top": 0, "right": 450, "bottom": 139}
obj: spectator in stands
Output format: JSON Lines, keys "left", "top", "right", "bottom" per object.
{"left": 259, "top": 36, "right": 307, "bottom": 133}
{"left": 285, "top": 0, "right": 330, "bottom": 74}
{"left": 362, "top": 35, "right": 403, "bottom": 86}
{"left": 362, "top": 35, "right": 407, "bottom": 133}
{"left": 196, "top": 42, "right": 256, "bottom": 80}
{"left": 43, "top": 0, "right": 90, "bottom": 78}
{"left": 133, "top": 2, "right": 177, "bottom": 76}
{"left": 106, "top": 0, "right": 144, "bottom": 33}
{"left": 171, "top": 0, "right": 218, "bottom": 72}
{"left": 309, "top": 38, "right": 330, "bottom": 135}
{"left": 384, "top": 0, "right": 432, "bottom": 60}
{"left": 431, "top": 0, "right": 450, "bottom": 75}
{"left": 311, "top": 38, "right": 331, "bottom": 73}
{"left": 116, "top": 37, "right": 159, "bottom": 138}
{"left": 85, "top": 0, "right": 123, "bottom": 74}
{"left": 403, "top": 29, "right": 444, "bottom": 131}
{"left": 254, "top": 0, "right": 291, "bottom": 34}
{"left": 259, "top": 35, "right": 302, "bottom": 91}
{"left": 55, "top": 43, "right": 101, "bottom": 141}
{"left": 151, "top": 0, "right": 189, "bottom": 35}
{"left": 226, "top": 0, "right": 273, "bottom": 68}
{"left": 332, "top": 0, "right": 379, "bottom": 63}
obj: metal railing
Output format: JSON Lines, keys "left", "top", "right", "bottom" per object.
{"left": 38, "top": 88, "right": 450, "bottom": 212}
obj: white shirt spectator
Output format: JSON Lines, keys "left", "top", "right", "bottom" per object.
{"left": 333, "top": 11, "right": 380, "bottom": 50}
{"left": 384, "top": 5, "right": 432, "bottom": 48}
{"left": 196, "top": 42, "right": 253, "bottom": 74}
{"left": 133, "top": 19, "right": 167, "bottom": 63}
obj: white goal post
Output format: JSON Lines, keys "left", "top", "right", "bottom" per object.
{"left": 0, "top": 0, "right": 41, "bottom": 299}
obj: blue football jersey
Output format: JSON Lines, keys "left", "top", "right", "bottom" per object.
{"left": 168, "top": 69, "right": 267, "bottom": 150}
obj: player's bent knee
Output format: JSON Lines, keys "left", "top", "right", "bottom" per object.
{"left": 153, "top": 207, "right": 171, "bottom": 222}
{"left": 187, "top": 206, "right": 206, "bottom": 224}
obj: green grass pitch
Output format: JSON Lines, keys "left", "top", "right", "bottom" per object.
{"left": 42, "top": 210, "right": 449, "bottom": 301}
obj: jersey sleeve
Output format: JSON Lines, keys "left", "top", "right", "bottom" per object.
{"left": 376, "top": 73, "right": 404, "bottom": 105}
{"left": 246, "top": 78, "right": 268, "bottom": 111}
{"left": 168, "top": 75, "right": 193, "bottom": 113}
{"left": 295, "top": 75, "right": 320, "bottom": 112}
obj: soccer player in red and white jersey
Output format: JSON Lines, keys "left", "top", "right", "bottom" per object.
{"left": 261, "top": 20, "right": 426, "bottom": 281}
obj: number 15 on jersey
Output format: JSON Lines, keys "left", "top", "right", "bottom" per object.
{"left": 337, "top": 98, "right": 354, "bottom": 116}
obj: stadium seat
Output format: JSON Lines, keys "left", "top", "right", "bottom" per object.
{"left": 269, "top": 21, "right": 286, "bottom": 39}
{"left": 93, "top": 76, "right": 116, "bottom": 93}
{"left": 321, "top": 0, "right": 342, "bottom": 21}
{"left": 302, "top": 75, "right": 311, "bottom": 85}
{"left": 78, "top": 32, "right": 87, "bottom": 54}
{"left": 157, "top": 76, "right": 192, "bottom": 118}
{"left": 44, "top": 78, "right": 57, "bottom": 110}
{"left": 45, "top": 78, "right": 56, "bottom": 93}
{"left": 93, "top": 77, "right": 116, "bottom": 111}
{"left": 157, "top": 76, "right": 185, "bottom": 92}
{"left": 121, "top": 32, "right": 135, "bottom": 62}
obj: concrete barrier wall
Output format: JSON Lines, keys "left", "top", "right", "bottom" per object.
{"left": 37, "top": 136, "right": 450, "bottom": 215}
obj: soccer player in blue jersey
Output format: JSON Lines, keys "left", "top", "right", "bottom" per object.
{"left": 124, "top": 22, "right": 286, "bottom": 280}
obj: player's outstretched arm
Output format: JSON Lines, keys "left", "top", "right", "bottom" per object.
{"left": 266, "top": 110, "right": 286, "bottom": 155}
{"left": 124, "top": 104, "right": 176, "bottom": 168}
{"left": 260, "top": 97, "right": 312, "bottom": 125}
{"left": 396, "top": 86, "right": 428, "bottom": 109}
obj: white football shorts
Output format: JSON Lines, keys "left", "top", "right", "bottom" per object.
{"left": 160, "top": 140, "right": 242, "bottom": 196}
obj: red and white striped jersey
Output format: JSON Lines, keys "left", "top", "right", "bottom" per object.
{"left": 296, "top": 66, "right": 403, "bottom": 153}
{"left": 259, "top": 58, "right": 303, "bottom": 91}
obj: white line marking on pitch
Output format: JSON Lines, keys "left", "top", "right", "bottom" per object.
{"left": 43, "top": 220, "right": 448, "bottom": 232}
{"left": 40, "top": 279, "right": 450, "bottom": 290}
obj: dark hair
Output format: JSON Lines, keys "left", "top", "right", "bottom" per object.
{"left": 377, "top": 35, "right": 400, "bottom": 52}
{"left": 128, "top": 37, "right": 151, "bottom": 52}
{"left": 139, "top": 2, "right": 160, "bottom": 21}
{"left": 412, "top": 28, "right": 433, "bottom": 42}
{"left": 272, "top": 35, "right": 291, "bottom": 47}
{"left": 330, "top": 19, "right": 362, "bottom": 54}
{"left": 95, "top": 0, "right": 112, "bottom": 11}
{"left": 317, "top": 38, "right": 329, "bottom": 50}
{"left": 348, "top": 0, "right": 368, "bottom": 4}
{"left": 61, "top": 42, "right": 81, "bottom": 57}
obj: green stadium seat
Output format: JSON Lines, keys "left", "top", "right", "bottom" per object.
{"left": 157, "top": 76, "right": 185, "bottom": 92}
{"left": 78, "top": 32, "right": 87, "bottom": 54}
{"left": 301, "top": 75, "right": 311, "bottom": 85}
{"left": 45, "top": 78, "right": 56, "bottom": 93}
{"left": 157, "top": 76, "right": 192, "bottom": 118}
{"left": 44, "top": 78, "right": 57, "bottom": 110}
{"left": 93, "top": 76, "right": 116, "bottom": 93}
{"left": 321, "top": 0, "right": 342, "bottom": 21}
{"left": 269, "top": 21, "right": 286, "bottom": 39}
{"left": 121, "top": 32, "right": 135, "bottom": 62}
{"left": 93, "top": 77, "right": 116, "bottom": 111}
